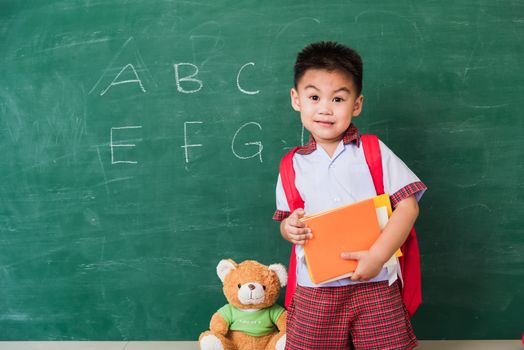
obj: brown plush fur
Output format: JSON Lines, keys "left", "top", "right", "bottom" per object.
{"left": 199, "top": 260, "right": 287, "bottom": 350}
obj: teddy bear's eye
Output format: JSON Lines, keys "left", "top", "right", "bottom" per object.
{"left": 263, "top": 286, "right": 266, "bottom": 290}
{"left": 237, "top": 284, "right": 241, "bottom": 289}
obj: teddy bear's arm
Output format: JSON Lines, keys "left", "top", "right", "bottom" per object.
{"left": 275, "top": 310, "right": 287, "bottom": 332}
{"left": 209, "top": 311, "right": 229, "bottom": 335}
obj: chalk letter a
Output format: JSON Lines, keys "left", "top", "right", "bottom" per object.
{"left": 99, "top": 64, "right": 146, "bottom": 96}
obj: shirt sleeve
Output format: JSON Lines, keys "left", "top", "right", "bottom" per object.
{"left": 379, "top": 140, "right": 427, "bottom": 208}
{"left": 269, "top": 304, "right": 286, "bottom": 324}
{"left": 217, "top": 304, "right": 232, "bottom": 325}
{"left": 273, "top": 174, "right": 291, "bottom": 221}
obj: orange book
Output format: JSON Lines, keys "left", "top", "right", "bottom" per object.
{"left": 301, "top": 194, "right": 396, "bottom": 284}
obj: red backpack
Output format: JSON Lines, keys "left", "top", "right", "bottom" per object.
{"left": 279, "top": 134, "right": 422, "bottom": 317}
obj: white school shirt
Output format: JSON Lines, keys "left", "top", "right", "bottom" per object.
{"left": 275, "top": 138, "right": 426, "bottom": 287}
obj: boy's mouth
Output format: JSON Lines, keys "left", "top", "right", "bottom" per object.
{"left": 315, "top": 120, "right": 335, "bottom": 126}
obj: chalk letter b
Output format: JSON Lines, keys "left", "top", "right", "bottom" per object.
{"left": 174, "top": 63, "right": 203, "bottom": 94}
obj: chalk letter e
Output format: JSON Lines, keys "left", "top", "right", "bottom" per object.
{"left": 110, "top": 126, "right": 143, "bottom": 164}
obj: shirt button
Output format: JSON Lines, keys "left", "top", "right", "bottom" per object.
{"left": 333, "top": 198, "right": 340, "bottom": 203}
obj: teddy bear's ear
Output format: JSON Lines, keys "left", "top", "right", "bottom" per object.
{"left": 268, "top": 263, "right": 288, "bottom": 288}
{"left": 216, "top": 259, "right": 237, "bottom": 282}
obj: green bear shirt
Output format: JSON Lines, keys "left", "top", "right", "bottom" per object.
{"left": 218, "top": 304, "right": 285, "bottom": 337}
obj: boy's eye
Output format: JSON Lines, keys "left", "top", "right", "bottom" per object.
{"left": 309, "top": 95, "right": 319, "bottom": 101}
{"left": 333, "top": 97, "right": 344, "bottom": 103}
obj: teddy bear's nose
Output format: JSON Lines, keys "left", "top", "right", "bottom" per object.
{"left": 248, "top": 284, "right": 256, "bottom": 290}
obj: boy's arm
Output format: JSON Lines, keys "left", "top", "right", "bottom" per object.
{"left": 341, "top": 195, "right": 419, "bottom": 281}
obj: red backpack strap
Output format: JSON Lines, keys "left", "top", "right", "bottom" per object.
{"left": 399, "top": 227, "right": 422, "bottom": 317}
{"left": 279, "top": 147, "right": 304, "bottom": 309}
{"left": 280, "top": 147, "right": 305, "bottom": 213}
{"left": 361, "top": 134, "right": 422, "bottom": 317}
{"left": 361, "top": 134, "right": 384, "bottom": 195}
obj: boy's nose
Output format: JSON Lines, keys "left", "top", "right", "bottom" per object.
{"left": 318, "top": 102, "right": 333, "bottom": 115}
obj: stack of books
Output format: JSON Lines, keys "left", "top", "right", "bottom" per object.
{"left": 301, "top": 194, "right": 401, "bottom": 284}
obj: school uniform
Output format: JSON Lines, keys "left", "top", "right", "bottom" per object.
{"left": 273, "top": 124, "right": 427, "bottom": 350}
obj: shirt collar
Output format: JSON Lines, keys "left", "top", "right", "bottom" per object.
{"left": 296, "top": 124, "right": 361, "bottom": 155}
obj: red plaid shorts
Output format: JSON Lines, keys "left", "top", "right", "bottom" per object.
{"left": 286, "top": 281, "right": 417, "bottom": 349}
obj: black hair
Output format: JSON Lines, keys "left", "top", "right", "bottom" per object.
{"left": 294, "top": 41, "right": 363, "bottom": 95}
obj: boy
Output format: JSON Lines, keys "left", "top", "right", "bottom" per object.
{"left": 273, "top": 41, "right": 427, "bottom": 349}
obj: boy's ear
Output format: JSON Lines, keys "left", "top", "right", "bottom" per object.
{"left": 290, "top": 88, "right": 301, "bottom": 112}
{"left": 352, "top": 94, "right": 364, "bottom": 117}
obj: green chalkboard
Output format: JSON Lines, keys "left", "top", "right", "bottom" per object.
{"left": 1, "top": 0, "right": 523, "bottom": 341}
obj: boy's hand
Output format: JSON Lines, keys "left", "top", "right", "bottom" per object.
{"left": 340, "top": 251, "right": 384, "bottom": 282}
{"left": 281, "top": 208, "right": 312, "bottom": 245}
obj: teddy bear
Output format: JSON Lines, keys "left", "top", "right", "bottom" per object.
{"left": 199, "top": 259, "right": 288, "bottom": 350}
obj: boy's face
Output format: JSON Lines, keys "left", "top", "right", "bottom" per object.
{"left": 290, "top": 69, "right": 363, "bottom": 148}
